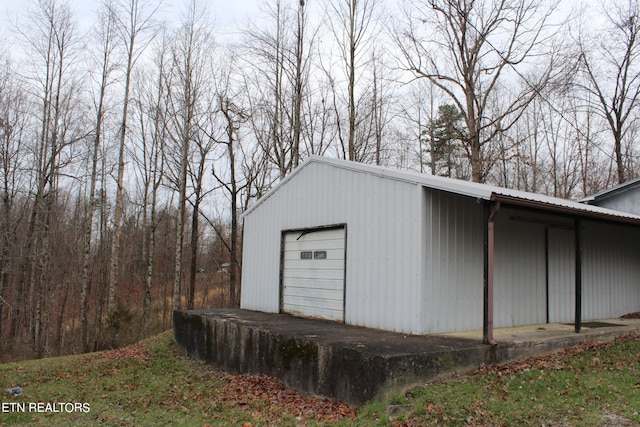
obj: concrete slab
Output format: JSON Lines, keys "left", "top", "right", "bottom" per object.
{"left": 446, "top": 317, "right": 640, "bottom": 343}
{"left": 173, "top": 309, "right": 640, "bottom": 407}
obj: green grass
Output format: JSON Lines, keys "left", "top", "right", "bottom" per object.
{"left": 0, "top": 332, "right": 318, "bottom": 426}
{"left": 359, "top": 336, "right": 640, "bottom": 427}
{"left": 1, "top": 333, "right": 639, "bottom": 426}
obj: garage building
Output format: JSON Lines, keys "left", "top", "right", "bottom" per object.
{"left": 240, "top": 156, "right": 640, "bottom": 343}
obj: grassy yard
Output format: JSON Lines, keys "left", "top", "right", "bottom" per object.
{"left": 1, "top": 332, "right": 639, "bottom": 426}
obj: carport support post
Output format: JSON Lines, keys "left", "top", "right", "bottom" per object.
{"left": 483, "top": 201, "right": 499, "bottom": 345}
{"left": 574, "top": 218, "right": 582, "bottom": 333}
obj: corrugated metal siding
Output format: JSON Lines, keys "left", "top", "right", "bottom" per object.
{"left": 240, "top": 218, "right": 281, "bottom": 313}
{"left": 241, "top": 161, "right": 423, "bottom": 334}
{"left": 421, "top": 194, "right": 581, "bottom": 332}
{"left": 596, "top": 191, "right": 640, "bottom": 216}
{"left": 242, "top": 157, "right": 640, "bottom": 335}
{"left": 547, "top": 227, "right": 575, "bottom": 323}
{"left": 419, "top": 194, "right": 640, "bottom": 332}
{"left": 494, "top": 212, "right": 547, "bottom": 327}
{"left": 582, "top": 222, "right": 640, "bottom": 319}
{"left": 422, "top": 189, "right": 484, "bottom": 333}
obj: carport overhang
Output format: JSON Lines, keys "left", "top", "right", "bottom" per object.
{"left": 482, "top": 193, "right": 640, "bottom": 346}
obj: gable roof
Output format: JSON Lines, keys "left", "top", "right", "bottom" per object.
{"left": 581, "top": 177, "right": 640, "bottom": 204}
{"left": 244, "top": 156, "right": 640, "bottom": 225}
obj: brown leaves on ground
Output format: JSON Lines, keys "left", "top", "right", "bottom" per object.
{"left": 620, "top": 312, "right": 640, "bottom": 319}
{"left": 88, "top": 341, "right": 151, "bottom": 363}
{"left": 221, "top": 373, "right": 357, "bottom": 423}
{"left": 470, "top": 334, "right": 640, "bottom": 377}
{"left": 77, "top": 335, "right": 355, "bottom": 424}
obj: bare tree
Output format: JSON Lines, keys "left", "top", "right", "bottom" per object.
{"left": 515, "top": 98, "right": 546, "bottom": 193}
{"left": 301, "top": 79, "right": 338, "bottom": 158}
{"left": 325, "top": 0, "right": 382, "bottom": 162}
{"left": 108, "top": 0, "right": 158, "bottom": 337}
{"left": 80, "top": 0, "right": 119, "bottom": 353}
{"left": 206, "top": 56, "right": 253, "bottom": 307}
{"left": 397, "top": 0, "right": 559, "bottom": 182}
{"left": 14, "top": 0, "right": 84, "bottom": 357}
{"left": 132, "top": 29, "right": 169, "bottom": 333}
{"left": 352, "top": 48, "right": 398, "bottom": 166}
{"left": 395, "top": 80, "right": 439, "bottom": 173}
{"left": 369, "top": 51, "right": 387, "bottom": 165}
{"left": 164, "top": 0, "right": 213, "bottom": 312}
{"left": 0, "top": 53, "right": 28, "bottom": 345}
{"left": 186, "top": 127, "right": 214, "bottom": 310}
{"left": 213, "top": 96, "right": 245, "bottom": 307}
{"left": 577, "top": 0, "right": 640, "bottom": 184}
{"left": 241, "top": 0, "right": 315, "bottom": 179}
{"left": 291, "top": 0, "right": 309, "bottom": 170}
{"left": 565, "top": 92, "right": 613, "bottom": 196}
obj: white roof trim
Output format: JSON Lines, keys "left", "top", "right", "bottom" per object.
{"left": 243, "top": 156, "right": 640, "bottom": 224}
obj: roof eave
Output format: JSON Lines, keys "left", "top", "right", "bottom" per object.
{"left": 491, "top": 194, "right": 640, "bottom": 226}
{"left": 581, "top": 177, "right": 640, "bottom": 203}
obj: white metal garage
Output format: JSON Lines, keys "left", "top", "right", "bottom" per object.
{"left": 282, "top": 227, "right": 346, "bottom": 321}
{"left": 241, "top": 156, "right": 640, "bottom": 340}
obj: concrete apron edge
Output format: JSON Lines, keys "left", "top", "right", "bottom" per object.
{"left": 172, "top": 310, "right": 640, "bottom": 407}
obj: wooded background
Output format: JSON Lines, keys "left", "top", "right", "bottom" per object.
{"left": 1, "top": 0, "right": 639, "bottom": 361}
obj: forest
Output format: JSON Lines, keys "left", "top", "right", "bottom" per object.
{"left": 0, "top": 0, "right": 638, "bottom": 362}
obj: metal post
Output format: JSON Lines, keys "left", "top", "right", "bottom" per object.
{"left": 574, "top": 218, "right": 582, "bottom": 333}
{"left": 483, "top": 201, "right": 499, "bottom": 345}
{"left": 545, "top": 227, "right": 550, "bottom": 324}
{"left": 483, "top": 203, "right": 489, "bottom": 343}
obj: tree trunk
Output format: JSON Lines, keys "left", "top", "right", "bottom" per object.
{"left": 347, "top": 0, "right": 357, "bottom": 161}
{"left": 187, "top": 199, "right": 199, "bottom": 310}
{"left": 81, "top": 0, "right": 116, "bottom": 353}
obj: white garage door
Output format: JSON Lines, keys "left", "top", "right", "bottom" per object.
{"left": 282, "top": 227, "right": 346, "bottom": 321}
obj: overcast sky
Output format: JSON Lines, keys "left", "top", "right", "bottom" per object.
{"left": 3, "top": 0, "right": 261, "bottom": 35}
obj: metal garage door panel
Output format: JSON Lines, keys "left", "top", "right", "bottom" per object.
{"left": 285, "top": 238, "right": 345, "bottom": 251}
{"left": 283, "top": 290, "right": 344, "bottom": 305}
{"left": 283, "top": 256, "right": 345, "bottom": 269}
{"left": 284, "top": 248, "right": 345, "bottom": 260}
{"left": 284, "top": 268, "right": 344, "bottom": 278}
{"left": 283, "top": 277, "right": 344, "bottom": 291}
{"left": 282, "top": 227, "right": 345, "bottom": 321}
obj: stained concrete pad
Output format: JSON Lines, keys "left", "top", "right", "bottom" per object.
{"left": 173, "top": 309, "right": 640, "bottom": 406}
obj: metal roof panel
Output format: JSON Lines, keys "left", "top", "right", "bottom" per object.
{"left": 243, "top": 156, "right": 640, "bottom": 224}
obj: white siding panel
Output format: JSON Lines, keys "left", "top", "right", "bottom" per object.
{"left": 582, "top": 222, "right": 640, "bottom": 319}
{"left": 344, "top": 173, "right": 423, "bottom": 332}
{"left": 241, "top": 161, "right": 424, "bottom": 334}
{"left": 547, "top": 227, "right": 575, "bottom": 323}
{"left": 422, "top": 189, "right": 484, "bottom": 333}
{"left": 494, "top": 212, "right": 546, "bottom": 328}
{"left": 596, "top": 190, "right": 640, "bottom": 216}
{"left": 240, "top": 218, "right": 281, "bottom": 313}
